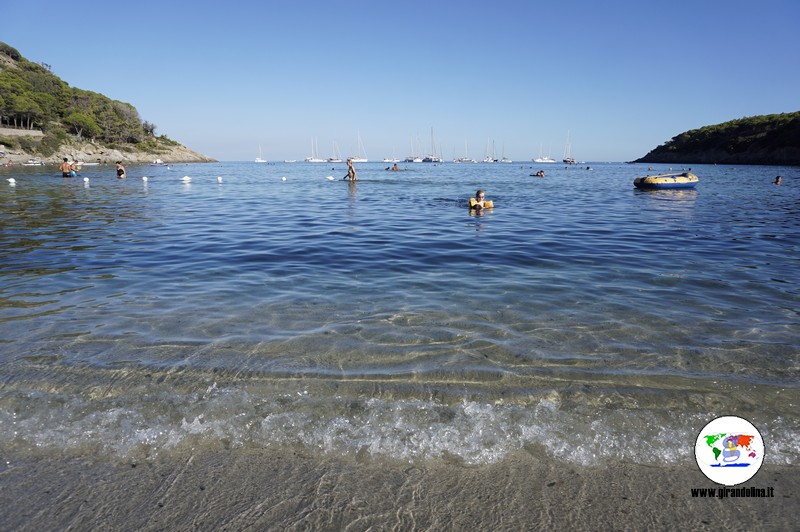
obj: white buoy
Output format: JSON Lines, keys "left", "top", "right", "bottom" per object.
{"left": 181, "top": 176, "right": 191, "bottom": 182}
{"left": 142, "top": 176, "right": 148, "bottom": 181}
{"left": 281, "top": 176, "right": 287, "bottom": 181}
{"left": 217, "top": 176, "right": 222, "bottom": 183}
{"left": 325, "top": 176, "right": 335, "bottom": 181}
{"left": 83, "top": 177, "right": 89, "bottom": 182}
{"left": 7, "top": 178, "right": 16, "bottom": 185}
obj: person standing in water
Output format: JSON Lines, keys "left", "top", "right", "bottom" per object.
{"left": 344, "top": 159, "right": 357, "bottom": 181}
{"left": 59, "top": 158, "right": 72, "bottom": 178}
{"left": 115, "top": 161, "right": 126, "bottom": 179}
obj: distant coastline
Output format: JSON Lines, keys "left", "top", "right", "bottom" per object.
{"left": 0, "top": 42, "right": 215, "bottom": 166}
{"left": 634, "top": 111, "right": 800, "bottom": 166}
{"left": 0, "top": 127, "right": 215, "bottom": 165}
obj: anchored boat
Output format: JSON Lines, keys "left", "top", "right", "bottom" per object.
{"left": 633, "top": 172, "right": 699, "bottom": 190}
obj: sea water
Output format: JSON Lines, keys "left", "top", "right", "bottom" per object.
{"left": 0, "top": 161, "right": 797, "bottom": 467}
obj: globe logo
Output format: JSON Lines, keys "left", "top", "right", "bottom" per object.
{"left": 695, "top": 416, "right": 764, "bottom": 486}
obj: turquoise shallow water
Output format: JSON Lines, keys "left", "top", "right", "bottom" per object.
{"left": 0, "top": 161, "right": 798, "bottom": 466}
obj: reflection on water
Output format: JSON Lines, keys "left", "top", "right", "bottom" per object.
{"left": 634, "top": 187, "right": 698, "bottom": 205}
{"left": 0, "top": 161, "right": 798, "bottom": 465}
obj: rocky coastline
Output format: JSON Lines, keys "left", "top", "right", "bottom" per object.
{"left": 633, "top": 111, "right": 800, "bottom": 166}
{"left": 1, "top": 142, "right": 216, "bottom": 166}
{"left": 1, "top": 133, "right": 216, "bottom": 166}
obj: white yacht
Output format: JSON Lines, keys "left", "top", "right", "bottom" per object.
{"left": 533, "top": 143, "right": 556, "bottom": 163}
{"left": 327, "top": 141, "right": 343, "bottom": 163}
{"left": 255, "top": 145, "right": 267, "bottom": 163}
{"left": 454, "top": 140, "right": 476, "bottom": 163}
{"left": 563, "top": 131, "right": 576, "bottom": 164}
{"left": 305, "top": 137, "right": 325, "bottom": 162}
{"left": 348, "top": 133, "right": 368, "bottom": 163}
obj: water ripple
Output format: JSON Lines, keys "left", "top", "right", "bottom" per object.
{"left": 1, "top": 161, "right": 798, "bottom": 464}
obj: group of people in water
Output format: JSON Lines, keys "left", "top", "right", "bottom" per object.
{"left": 58, "top": 158, "right": 80, "bottom": 178}
{"left": 47, "top": 159, "right": 784, "bottom": 209}
{"left": 348, "top": 158, "right": 494, "bottom": 210}
{"left": 58, "top": 158, "right": 126, "bottom": 179}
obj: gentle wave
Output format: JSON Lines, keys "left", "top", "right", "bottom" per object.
{"left": 1, "top": 380, "right": 797, "bottom": 466}
{"left": 1, "top": 162, "right": 798, "bottom": 467}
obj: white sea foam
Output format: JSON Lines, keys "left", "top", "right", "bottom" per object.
{"left": 1, "top": 386, "right": 796, "bottom": 466}
{"left": 1, "top": 162, "right": 797, "bottom": 471}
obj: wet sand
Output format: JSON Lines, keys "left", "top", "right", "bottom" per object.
{"left": 1, "top": 448, "right": 796, "bottom": 531}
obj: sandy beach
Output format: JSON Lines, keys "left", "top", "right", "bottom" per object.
{"left": 1, "top": 446, "right": 796, "bottom": 531}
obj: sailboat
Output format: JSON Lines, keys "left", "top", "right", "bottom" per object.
{"left": 383, "top": 148, "right": 400, "bottom": 163}
{"left": 533, "top": 143, "right": 556, "bottom": 163}
{"left": 500, "top": 144, "right": 512, "bottom": 163}
{"left": 562, "top": 131, "right": 576, "bottom": 164}
{"left": 482, "top": 138, "right": 498, "bottom": 163}
{"left": 422, "top": 128, "right": 442, "bottom": 163}
{"left": 453, "top": 139, "right": 476, "bottom": 163}
{"left": 327, "top": 141, "right": 342, "bottom": 163}
{"left": 255, "top": 145, "right": 267, "bottom": 163}
{"left": 404, "top": 136, "right": 423, "bottom": 162}
{"left": 349, "top": 133, "right": 368, "bottom": 163}
{"left": 304, "top": 137, "right": 325, "bottom": 162}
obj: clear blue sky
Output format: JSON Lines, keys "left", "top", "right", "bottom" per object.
{"left": 4, "top": 0, "right": 799, "bottom": 162}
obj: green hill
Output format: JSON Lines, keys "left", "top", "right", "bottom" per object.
{"left": 635, "top": 112, "right": 800, "bottom": 166}
{"left": 0, "top": 42, "right": 214, "bottom": 164}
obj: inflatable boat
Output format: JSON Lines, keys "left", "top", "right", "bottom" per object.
{"left": 633, "top": 172, "right": 699, "bottom": 190}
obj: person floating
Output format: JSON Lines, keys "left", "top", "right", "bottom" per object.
{"left": 115, "top": 161, "right": 126, "bottom": 179}
{"left": 773, "top": 175, "right": 782, "bottom": 185}
{"left": 59, "top": 158, "right": 72, "bottom": 178}
{"left": 469, "top": 189, "right": 494, "bottom": 211}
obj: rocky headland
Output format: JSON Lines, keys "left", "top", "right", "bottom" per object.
{"left": 0, "top": 41, "right": 215, "bottom": 166}
{"left": 634, "top": 111, "right": 800, "bottom": 166}
{"left": 0, "top": 128, "right": 215, "bottom": 165}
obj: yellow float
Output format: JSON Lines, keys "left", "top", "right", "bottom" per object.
{"left": 633, "top": 172, "right": 699, "bottom": 189}
{"left": 469, "top": 198, "right": 494, "bottom": 209}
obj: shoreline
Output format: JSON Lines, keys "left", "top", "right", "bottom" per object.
{"left": 0, "top": 138, "right": 215, "bottom": 166}
{"left": 1, "top": 160, "right": 796, "bottom": 530}
{"left": 1, "top": 447, "right": 795, "bottom": 530}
